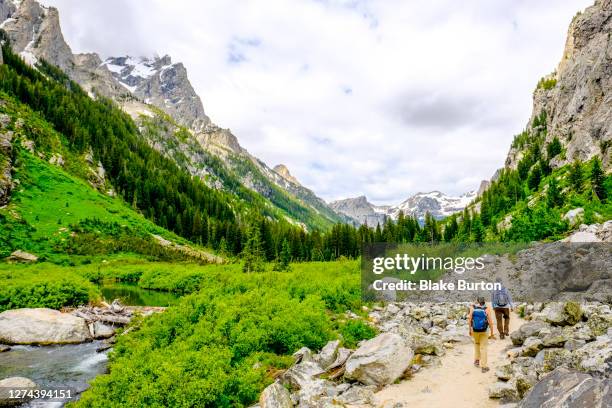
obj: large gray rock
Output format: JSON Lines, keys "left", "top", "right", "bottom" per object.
{"left": 316, "top": 340, "right": 340, "bottom": 369}
{"left": 0, "top": 377, "right": 37, "bottom": 407}
{"left": 0, "top": 308, "right": 92, "bottom": 344}
{"left": 538, "top": 302, "right": 582, "bottom": 326}
{"left": 518, "top": 367, "right": 611, "bottom": 408}
{"left": 344, "top": 332, "right": 413, "bottom": 385}
{"left": 259, "top": 381, "right": 292, "bottom": 408}
{"left": 572, "top": 336, "right": 612, "bottom": 376}
{"left": 511, "top": 321, "right": 549, "bottom": 346}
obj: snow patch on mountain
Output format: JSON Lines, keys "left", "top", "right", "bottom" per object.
{"left": 331, "top": 190, "right": 477, "bottom": 226}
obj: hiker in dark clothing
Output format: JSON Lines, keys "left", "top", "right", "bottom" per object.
{"left": 491, "top": 278, "right": 513, "bottom": 339}
{"left": 468, "top": 296, "right": 495, "bottom": 373}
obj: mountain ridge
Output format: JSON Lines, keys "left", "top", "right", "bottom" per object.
{"left": 0, "top": 0, "right": 345, "bottom": 230}
{"left": 330, "top": 190, "right": 477, "bottom": 226}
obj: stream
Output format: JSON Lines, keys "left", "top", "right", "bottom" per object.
{"left": 0, "top": 282, "right": 178, "bottom": 407}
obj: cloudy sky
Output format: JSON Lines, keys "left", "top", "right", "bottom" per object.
{"left": 42, "top": 0, "right": 592, "bottom": 205}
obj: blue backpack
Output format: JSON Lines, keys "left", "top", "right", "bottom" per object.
{"left": 472, "top": 305, "right": 488, "bottom": 332}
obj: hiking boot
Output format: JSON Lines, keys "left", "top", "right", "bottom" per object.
{"left": 500, "top": 333, "right": 505, "bottom": 340}
{"left": 481, "top": 367, "right": 490, "bottom": 373}
{"left": 474, "top": 360, "right": 480, "bottom": 367}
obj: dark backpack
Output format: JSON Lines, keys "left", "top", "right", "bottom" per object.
{"left": 472, "top": 305, "right": 488, "bottom": 332}
{"left": 496, "top": 290, "right": 509, "bottom": 307}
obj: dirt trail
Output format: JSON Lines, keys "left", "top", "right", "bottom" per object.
{"left": 373, "top": 309, "right": 525, "bottom": 408}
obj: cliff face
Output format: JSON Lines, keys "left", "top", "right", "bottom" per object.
{"left": 505, "top": 0, "right": 612, "bottom": 171}
{"left": 103, "top": 56, "right": 211, "bottom": 133}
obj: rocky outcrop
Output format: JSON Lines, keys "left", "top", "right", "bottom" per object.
{"left": 7, "top": 250, "right": 38, "bottom": 262}
{"left": 329, "top": 196, "right": 389, "bottom": 227}
{"left": 505, "top": 0, "right": 612, "bottom": 171}
{"left": 490, "top": 301, "right": 611, "bottom": 403}
{"left": 0, "top": 122, "right": 13, "bottom": 206}
{"left": 102, "top": 55, "right": 211, "bottom": 133}
{"left": 273, "top": 164, "right": 301, "bottom": 186}
{"left": 431, "top": 237, "right": 612, "bottom": 303}
{"left": 259, "top": 381, "right": 292, "bottom": 408}
{"left": 518, "top": 367, "right": 610, "bottom": 408}
{"left": 344, "top": 332, "right": 413, "bottom": 385}
{"left": 0, "top": 0, "right": 74, "bottom": 71}
{"left": 0, "top": 308, "right": 92, "bottom": 345}
{"left": 562, "top": 221, "right": 612, "bottom": 242}
{"left": 0, "top": 377, "right": 37, "bottom": 407}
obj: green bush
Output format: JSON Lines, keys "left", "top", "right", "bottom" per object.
{"left": 0, "top": 266, "right": 98, "bottom": 311}
{"left": 338, "top": 319, "right": 377, "bottom": 348}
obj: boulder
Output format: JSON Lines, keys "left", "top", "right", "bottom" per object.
{"left": 90, "top": 321, "right": 115, "bottom": 339}
{"left": 344, "top": 332, "right": 413, "bottom": 386}
{"left": 572, "top": 337, "right": 612, "bottom": 376}
{"left": 538, "top": 302, "right": 582, "bottom": 326}
{"left": 293, "top": 347, "right": 313, "bottom": 364}
{"left": 518, "top": 367, "right": 610, "bottom": 408}
{"left": 488, "top": 381, "right": 519, "bottom": 401}
{"left": 406, "top": 333, "right": 444, "bottom": 356}
{"left": 280, "top": 361, "right": 324, "bottom": 391}
{"left": 316, "top": 340, "right": 340, "bottom": 369}
{"left": 563, "top": 208, "right": 584, "bottom": 226}
{"left": 564, "top": 338, "right": 586, "bottom": 351}
{"left": 326, "top": 347, "right": 351, "bottom": 371}
{"left": 0, "top": 308, "right": 92, "bottom": 345}
{"left": 7, "top": 250, "right": 38, "bottom": 262}
{"left": 0, "top": 377, "right": 37, "bottom": 407}
{"left": 259, "top": 381, "right": 292, "bottom": 408}
{"left": 520, "top": 337, "right": 544, "bottom": 357}
{"left": 335, "top": 385, "right": 375, "bottom": 405}
{"left": 540, "top": 348, "right": 572, "bottom": 372}
{"left": 510, "top": 321, "right": 549, "bottom": 346}
{"left": 540, "top": 328, "right": 569, "bottom": 348}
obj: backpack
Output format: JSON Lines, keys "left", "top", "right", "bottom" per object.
{"left": 496, "top": 290, "right": 509, "bottom": 307}
{"left": 472, "top": 305, "right": 488, "bottom": 332}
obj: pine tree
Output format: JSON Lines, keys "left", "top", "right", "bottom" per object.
{"left": 471, "top": 215, "right": 485, "bottom": 242}
{"left": 590, "top": 157, "right": 606, "bottom": 201}
{"left": 546, "top": 177, "right": 562, "bottom": 208}
{"left": 273, "top": 239, "right": 292, "bottom": 272}
{"left": 568, "top": 160, "right": 583, "bottom": 193}
{"left": 527, "top": 164, "right": 542, "bottom": 191}
{"left": 546, "top": 137, "right": 562, "bottom": 159}
{"left": 242, "top": 225, "right": 265, "bottom": 273}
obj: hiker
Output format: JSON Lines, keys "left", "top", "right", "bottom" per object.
{"left": 468, "top": 296, "right": 495, "bottom": 373}
{"left": 491, "top": 278, "right": 513, "bottom": 339}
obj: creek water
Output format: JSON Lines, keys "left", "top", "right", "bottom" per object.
{"left": 0, "top": 282, "right": 178, "bottom": 407}
{"left": 0, "top": 342, "right": 108, "bottom": 407}
{"left": 98, "top": 280, "right": 180, "bottom": 307}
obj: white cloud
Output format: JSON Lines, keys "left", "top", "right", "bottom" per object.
{"left": 42, "top": 0, "right": 593, "bottom": 204}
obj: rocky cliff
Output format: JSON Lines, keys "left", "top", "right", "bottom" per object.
{"left": 329, "top": 196, "right": 389, "bottom": 227}
{"left": 103, "top": 55, "right": 211, "bottom": 133}
{"left": 505, "top": 0, "right": 612, "bottom": 172}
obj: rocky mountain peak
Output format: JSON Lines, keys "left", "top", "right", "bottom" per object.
{"left": 0, "top": 0, "right": 74, "bottom": 72}
{"left": 102, "top": 54, "right": 211, "bottom": 133}
{"left": 505, "top": 0, "right": 611, "bottom": 172}
{"left": 273, "top": 164, "right": 300, "bottom": 185}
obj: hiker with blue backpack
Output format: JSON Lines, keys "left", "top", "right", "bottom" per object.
{"left": 491, "top": 277, "right": 513, "bottom": 340}
{"left": 468, "top": 296, "right": 495, "bottom": 373}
